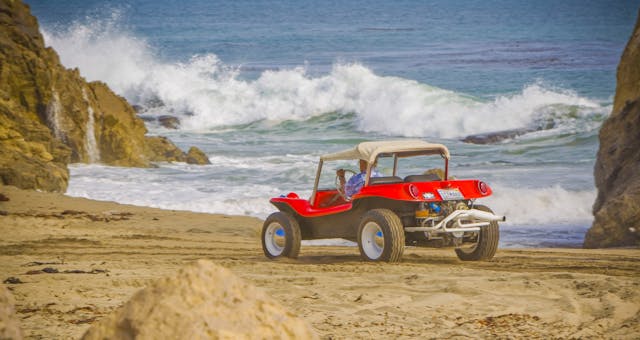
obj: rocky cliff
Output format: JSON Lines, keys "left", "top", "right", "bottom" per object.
{"left": 0, "top": 0, "right": 208, "bottom": 192}
{"left": 584, "top": 11, "right": 640, "bottom": 248}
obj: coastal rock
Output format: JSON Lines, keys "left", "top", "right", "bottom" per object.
{"left": 462, "top": 127, "right": 537, "bottom": 144}
{"left": 86, "top": 81, "right": 150, "bottom": 167}
{"left": 82, "top": 260, "right": 317, "bottom": 340}
{"left": 158, "top": 115, "right": 180, "bottom": 129}
{"left": 0, "top": 0, "right": 72, "bottom": 191}
{"left": 144, "top": 136, "right": 187, "bottom": 163}
{"left": 0, "top": 284, "right": 23, "bottom": 340}
{"left": 585, "top": 11, "right": 640, "bottom": 248}
{"left": 612, "top": 10, "right": 640, "bottom": 115}
{"left": 144, "top": 138, "right": 211, "bottom": 165}
{"left": 0, "top": 114, "right": 70, "bottom": 192}
{"left": 131, "top": 104, "right": 144, "bottom": 113}
{"left": 462, "top": 120, "right": 556, "bottom": 144}
{"left": 0, "top": 1, "right": 209, "bottom": 191}
{"left": 585, "top": 99, "right": 640, "bottom": 248}
{"left": 186, "top": 147, "right": 211, "bottom": 165}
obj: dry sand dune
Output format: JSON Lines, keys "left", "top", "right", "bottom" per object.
{"left": 0, "top": 185, "right": 638, "bottom": 339}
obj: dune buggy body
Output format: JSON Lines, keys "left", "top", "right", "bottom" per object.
{"left": 262, "top": 140, "right": 505, "bottom": 262}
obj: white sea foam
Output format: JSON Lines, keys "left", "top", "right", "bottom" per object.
{"left": 66, "top": 164, "right": 281, "bottom": 217}
{"left": 482, "top": 185, "right": 596, "bottom": 227}
{"left": 42, "top": 16, "right": 605, "bottom": 139}
{"left": 67, "top": 163, "right": 595, "bottom": 229}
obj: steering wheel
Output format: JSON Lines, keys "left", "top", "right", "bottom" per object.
{"left": 335, "top": 169, "right": 357, "bottom": 201}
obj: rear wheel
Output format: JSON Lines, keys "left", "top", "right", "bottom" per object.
{"left": 262, "top": 212, "right": 301, "bottom": 259}
{"left": 455, "top": 205, "right": 499, "bottom": 261}
{"left": 357, "top": 209, "right": 405, "bottom": 262}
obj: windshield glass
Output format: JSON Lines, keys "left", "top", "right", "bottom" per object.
{"left": 316, "top": 153, "right": 447, "bottom": 191}
{"left": 317, "top": 160, "right": 354, "bottom": 190}
{"left": 374, "top": 155, "right": 394, "bottom": 176}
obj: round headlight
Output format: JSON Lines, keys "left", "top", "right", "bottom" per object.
{"left": 408, "top": 184, "right": 420, "bottom": 199}
{"left": 478, "top": 181, "right": 488, "bottom": 195}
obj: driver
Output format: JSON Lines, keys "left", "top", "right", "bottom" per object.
{"left": 337, "top": 159, "right": 382, "bottom": 198}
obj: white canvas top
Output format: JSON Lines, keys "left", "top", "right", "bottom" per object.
{"left": 320, "top": 140, "right": 450, "bottom": 163}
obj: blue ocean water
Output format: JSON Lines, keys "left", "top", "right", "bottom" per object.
{"left": 26, "top": 0, "right": 639, "bottom": 247}
{"left": 30, "top": 0, "right": 635, "bottom": 98}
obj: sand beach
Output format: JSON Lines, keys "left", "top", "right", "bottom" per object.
{"left": 1, "top": 185, "right": 638, "bottom": 339}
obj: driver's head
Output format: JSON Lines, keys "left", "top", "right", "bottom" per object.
{"left": 358, "top": 159, "right": 367, "bottom": 172}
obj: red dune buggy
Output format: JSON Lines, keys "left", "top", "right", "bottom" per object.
{"left": 262, "top": 140, "right": 505, "bottom": 262}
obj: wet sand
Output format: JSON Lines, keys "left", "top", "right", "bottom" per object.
{"left": 0, "top": 185, "right": 638, "bottom": 339}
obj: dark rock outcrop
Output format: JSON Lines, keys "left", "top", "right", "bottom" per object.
{"left": 82, "top": 260, "right": 316, "bottom": 339}
{"left": 462, "top": 128, "right": 535, "bottom": 144}
{"left": 585, "top": 11, "right": 640, "bottom": 248}
{"left": 0, "top": 1, "right": 209, "bottom": 192}
{"left": 158, "top": 115, "right": 180, "bottom": 129}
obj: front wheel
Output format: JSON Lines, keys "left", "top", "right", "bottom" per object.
{"left": 262, "top": 212, "right": 301, "bottom": 259}
{"left": 357, "top": 209, "right": 405, "bottom": 262}
{"left": 455, "top": 205, "right": 499, "bottom": 261}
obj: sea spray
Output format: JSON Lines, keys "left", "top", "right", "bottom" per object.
{"left": 41, "top": 11, "right": 151, "bottom": 96}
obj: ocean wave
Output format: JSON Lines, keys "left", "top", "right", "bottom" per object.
{"left": 42, "top": 14, "right": 606, "bottom": 139}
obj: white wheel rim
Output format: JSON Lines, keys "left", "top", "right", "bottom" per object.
{"left": 265, "top": 222, "right": 286, "bottom": 256}
{"left": 361, "top": 222, "right": 384, "bottom": 260}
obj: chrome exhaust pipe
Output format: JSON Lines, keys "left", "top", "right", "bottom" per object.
{"left": 463, "top": 209, "right": 506, "bottom": 222}
{"left": 405, "top": 209, "right": 506, "bottom": 233}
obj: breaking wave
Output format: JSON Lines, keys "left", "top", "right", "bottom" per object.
{"left": 42, "top": 14, "right": 607, "bottom": 139}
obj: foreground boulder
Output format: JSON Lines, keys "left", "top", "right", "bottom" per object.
{"left": 585, "top": 11, "right": 640, "bottom": 248}
{"left": 82, "top": 260, "right": 317, "bottom": 339}
{"left": 0, "top": 285, "right": 23, "bottom": 340}
{"left": 0, "top": 1, "right": 208, "bottom": 192}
